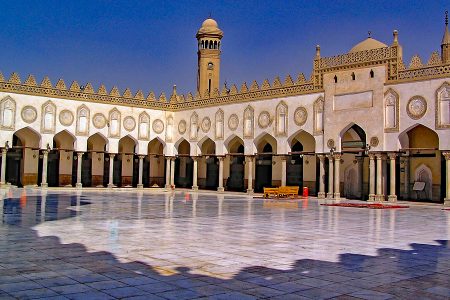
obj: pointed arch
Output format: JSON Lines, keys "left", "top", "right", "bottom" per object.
{"left": 53, "top": 129, "right": 76, "bottom": 150}
{"left": 0, "top": 95, "right": 16, "bottom": 130}
{"left": 340, "top": 123, "right": 367, "bottom": 150}
{"left": 254, "top": 132, "right": 277, "bottom": 153}
{"left": 76, "top": 104, "right": 90, "bottom": 136}
{"left": 118, "top": 134, "right": 137, "bottom": 154}
{"left": 87, "top": 132, "right": 108, "bottom": 152}
{"left": 14, "top": 127, "right": 41, "bottom": 148}
{"left": 275, "top": 101, "right": 288, "bottom": 136}
{"left": 215, "top": 109, "right": 224, "bottom": 140}
{"left": 414, "top": 164, "right": 433, "bottom": 200}
{"left": 384, "top": 88, "right": 399, "bottom": 132}
{"left": 198, "top": 136, "right": 216, "bottom": 155}
{"left": 41, "top": 100, "right": 56, "bottom": 133}
{"left": 138, "top": 111, "right": 150, "bottom": 140}
{"left": 313, "top": 96, "right": 324, "bottom": 135}
{"left": 398, "top": 123, "right": 439, "bottom": 149}
{"left": 243, "top": 105, "right": 254, "bottom": 139}
{"left": 224, "top": 134, "right": 244, "bottom": 154}
{"left": 148, "top": 137, "right": 165, "bottom": 154}
{"left": 287, "top": 129, "right": 316, "bottom": 152}
{"left": 436, "top": 81, "right": 450, "bottom": 129}
{"left": 108, "top": 108, "right": 121, "bottom": 138}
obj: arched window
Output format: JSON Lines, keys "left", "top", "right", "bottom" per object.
{"left": 0, "top": 96, "right": 15, "bottom": 130}
{"left": 276, "top": 101, "right": 288, "bottom": 136}
{"left": 436, "top": 82, "right": 450, "bottom": 128}
{"left": 166, "top": 116, "right": 174, "bottom": 142}
{"left": 384, "top": 89, "right": 399, "bottom": 132}
{"left": 76, "top": 105, "right": 90, "bottom": 135}
{"left": 351, "top": 72, "right": 356, "bottom": 80}
{"left": 218, "top": 42, "right": 221, "bottom": 49}
{"left": 214, "top": 41, "right": 217, "bottom": 49}
{"left": 109, "top": 108, "right": 121, "bottom": 137}
{"left": 201, "top": 40, "right": 204, "bottom": 49}
{"left": 209, "top": 40, "right": 213, "bottom": 49}
{"left": 370, "top": 69, "right": 374, "bottom": 78}
{"left": 334, "top": 75, "right": 338, "bottom": 83}
{"left": 313, "top": 96, "right": 324, "bottom": 135}
{"left": 190, "top": 112, "right": 198, "bottom": 140}
{"left": 205, "top": 40, "right": 208, "bottom": 49}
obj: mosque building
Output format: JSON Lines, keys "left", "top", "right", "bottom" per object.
{"left": 0, "top": 15, "right": 449, "bottom": 205}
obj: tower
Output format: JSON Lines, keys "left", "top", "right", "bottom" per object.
{"left": 196, "top": 18, "right": 223, "bottom": 97}
{"left": 442, "top": 11, "right": 450, "bottom": 64}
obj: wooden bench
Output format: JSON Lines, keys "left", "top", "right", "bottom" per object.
{"left": 278, "top": 186, "right": 300, "bottom": 198}
{"left": 263, "top": 187, "right": 280, "bottom": 198}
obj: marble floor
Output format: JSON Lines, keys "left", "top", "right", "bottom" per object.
{"left": 0, "top": 189, "right": 450, "bottom": 300}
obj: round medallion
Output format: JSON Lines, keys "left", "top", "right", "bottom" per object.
{"left": 93, "top": 113, "right": 107, "bottom": 129}
{"left": 370, "top": 136, "right": 379, "bottom": 147}
{"left": 258, "top": 111, "right": 271, "bottom": 128}
{"left": 201, "top": 117, "right": 211, "bottom": 133}
{"left": 152, "top": 119, "right": 164, "bottom": 134}
{"left": 123, "top": 116, "right": 136, "bottom": 131}
{"left": 178, "top": 120, "right": 187, "bottom": 134}
{"left": 294, "top": 107, "right": 308, "bottom": 126}
{"left": 228, "top": 114, "right": 239, "bottom": 131}
{"left": 59, "top": 110, "right": 74, "bottom": 126}
{"left": 406, "top": 96, "right": 427, "bottom": 120}
{"left": 21, "top": 106, "right": 37, "bottom": 123}
{"left": 327, "top": 139, "right": 335, "bottom": 149}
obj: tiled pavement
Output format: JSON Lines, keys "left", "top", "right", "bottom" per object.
{"left": 0, "top": 188, "right": 449, "bottom": 299}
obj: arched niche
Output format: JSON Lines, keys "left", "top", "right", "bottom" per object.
{"left": 215, "top": 109, "right": 224, "bottom": 140}
{"left": 138, "top": 112, "right": 150, "bottom": 140}
{"left": 190, "top": 112, "right": 198, "bottom": 141}
{"left": 76, "top": 105, "right": 90, "bottom": 136}
{"left": 275, "top": 101, "right": 288, "bottom": 136}
{"left": 384, "top": 89, "right": 399, "bottom": 132}
{"left": 41, "top": 100, "right": 56, "bottom": 133}
{"left": 313, "top": 96, "right": 324, "bottom": 135}
{"left": 243, "top": 105, "right": 254, "bottom": 139}
{"left": 436, "top": 82, "right": 450, "bottom": 129}
{"left": 0, "top": 96, "right": 16, "bottom": 130}
{"left": 108, "top": 108, "right": 121, "bottom": 138}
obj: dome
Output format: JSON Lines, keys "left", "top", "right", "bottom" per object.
{"left": 349, "top": 37, "right": 388, "bottom": 53}
{"left": 197, "top": 18, "right": 223, "bottom": 37}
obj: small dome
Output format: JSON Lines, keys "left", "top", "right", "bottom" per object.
{"left": 201, "top": 18, "right": 218, "bottom": 28}
{"left": 349, "top": 37, "right": 388, "bottom": 53}
{"left": 197, "top": 18, "right": 223, "bottom": 37}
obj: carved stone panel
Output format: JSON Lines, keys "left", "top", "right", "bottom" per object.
{"left": 152, "top": 119, "right": 164, "bottom": 134}
{"left": 59, "top": 110, "right": 74, "bottom": 126}
{"left": 228, "top": 114, "right": 239, "bottom": 131}
{"left": 123, "top": 116, "right": 136, "bottom": 131}
{"left": 201, "top": 117, "right": 211, "bottom": 133}
{"left": 21, "top": 106, "right": 37, "bottom": 124}
{"left": 407, "top": 96, "right": 427, "bottom": 120}
{"left": 258, "top": 111, "right": 271, "bottom": 129}
{"left": 93, "top": 113, "right": 107, "bottom": 129}
{"left": 178, "top": 120, "right": 187, "bottom": 134}
{"left": 294, "top": 106, "right": 308, "bottom": 126}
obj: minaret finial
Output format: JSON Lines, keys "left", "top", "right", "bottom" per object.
{"left": 446, "top": 10, "right": 448, "bottom": 26}
{"left": 209, "top": 12, "right": 212, "bottom": 18}
{"left": 368, "top": 31, "right": 371, "bottom": 38}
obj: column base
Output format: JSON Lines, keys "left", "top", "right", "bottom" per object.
{"left": 164, "top": 184, "right": 171, "bottom": 189}
{"left": 326, "top": 192, "right": 334, "bottom": 198}
{"left": 107, "top": 183, "right": 115, "bottom": 188}
{"left": 217, "top": 187, "right": 224, "bottom": 193}
{"left": 75, "top": 183, "right": 82, "bottom": 189}
{"left": 388, "top": 195, "right": 397, "bottom": 202}
{"left": 368, "top": 194, "right": 376, "bottom": 202}
{"left": 444, "top": 198, "right": 450, "bottom": 207}
{"left": 137, "top": 184, "right": 144, "bottom": 189}
{"left": 333, "top": 192, "right": 340, "bottom": 199}
{"left": 192, "top": 186, "right": 199, "bottom": 191}
{"left": 318, "top": 192, "right": 326, "bottom": 199}
{"left": 246, "top": 189, "right": 254, "bottom": 195}
{"left": 375, "top": 194, "right": 385, "bottom": 201}
{"left": 41, "top": 183, "right": 48, "bottom": 188}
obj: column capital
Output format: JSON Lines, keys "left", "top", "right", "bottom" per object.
{"left": 443, "top": 151, "right": 450, "bottom": 160}
{"left": 333, "top": 153, "right": 342, "bottom": 160}
{"left": 368, "top": 152, "right": 376, "bottom": 159}
{"left": 388, "top": 152, "right": 397, "bottom": 160}
{"left": 1, "top": 148, "right": 7, "bottom": 154}
{"left": 317, "top": 154, "right": 326, "bottom": 161}
{"left": 192, "top": 156, "right": 200, "bottom": 161}
{"left": 217, "top": 156, "right": 225, "bottom": 161}
{"left": 76, "top": 151, "right": 84, "bottom": 157}
{"left": 42, "top": 149, "right": 49, "bottom": 155}
{"left": 138, "top": 155, "right": 146, "bottom": 159}
{"left": 327, "top": 154, "right": 334, "bottom": 160}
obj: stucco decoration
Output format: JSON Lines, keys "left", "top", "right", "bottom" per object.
{"left": 313, "top": 96, "right": 324, "bottom": 135}
{"left": 166, "top": 116, "right": 174, "bottom": 142}
{"left": 201, "top": 117, "right": 211, "bottom": 133}
{"left": 76, "top": 105, "right": 89, "bottom": 135}
{"left": 384, "top": 89, "right": 399, "bottom": 132}
{"left": 108, "top": 108, "right": 121, "bottom": 138}
{"left": 123, "top": 116, "right": 136, "bottom": 132}
{"left": 327, "top": 139, "right": 335, "bottom": 149}
{"left": 258, "top": 111, "right": 271, "bottom": 129}
{"left": 370, "top": 136, "right": 379, "bottom": 147}
{"left": 59, "top": 110, "right": 74, "bottom": 126}
{"left": 93, "top": 113, "right": 107, "bottom": 129}
{"left": 275, "top": 101, "right": 288, "bottom": 136}
{"left": 436, "top": 82, "right": 450, "bottom": 129}
{"left": 294, "top": 106, "right": 308, "bottom": 126}
{"left": 178, "top": 120, "right": 187, "bottom": 134}
{"left": 228, "top": 114, "right": 239, "bottom": 131}
{"left": 190, "top": 112, "right": 199, "bottom": 140}
{"left": 41, "top": 100, "right": 56, "bottom": 133}
{"left": 152, "top": 119, "right": 164, "bottom": 134}
{"left": 0, "top": 96, "right": 16, "bottom": 131}
{"left": 406, "top": 96, "right": 427, "bottom": 120}
{"left": 21, "top": 106, "right": 37, "bottom": 124}
{"left": 215, "top": 109, "right": 224, "bottom": 140}
{"left": 243, "top": 105, "right": 254, "bottom": 138}
{"left": 138, "top": 112, "right": 150, "bottom": 140}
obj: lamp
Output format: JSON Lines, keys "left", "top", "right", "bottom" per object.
{"left": 364, "top": 143, "right": 371, "bottom": 156}
{"left": 330, "top": 146, "right": 336, "bottom": 156}
{"left": 46, "top": 143, "right": 51, "bottom": 152}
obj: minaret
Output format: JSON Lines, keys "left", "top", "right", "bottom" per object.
{"left": 196, "top": 18, "right": 223, "bottom": 97}
{"left": 442, "top": 11, "right": 450, "bottom": 64}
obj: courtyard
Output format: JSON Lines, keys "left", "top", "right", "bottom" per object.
{"left": 0, "top": 189, "right": 449, "bottom": 299}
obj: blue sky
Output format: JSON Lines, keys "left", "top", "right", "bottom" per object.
{"left": 0, "top": 1, "right": 447, "bottom": 96}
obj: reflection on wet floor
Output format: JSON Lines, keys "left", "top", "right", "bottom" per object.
{"left": 0, "top": 189, "right": 450, "bottom": 299}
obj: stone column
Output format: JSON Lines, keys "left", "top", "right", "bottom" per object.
{"left": 318, "top": 154, "right": 326, "bottom": 198}
{"left": 41, "top": 150, "right": 49, "bottom": 188}
{"left": 170, "top": 158, "right": 175, "bottom": 188}
{"left": 388, "top": 153, "right": 397, "bottom": 202}
{"left": 217, "top": 156, "right": 224, "bottom": 192}
{"left": 376, "top": 154, "right": 384, "bottom": 201}
{"left": 192, "top": 157, "right": 199, "bottom": 191}
{"left": 0, "top": 148, "right": 7, "bottom": 186}
{"left": 107, "top": 153, "right": 115, "bottom": 188}
{"left": 327, "top": 154, "right": 334, "bottom": 198}
{"left": 165, "top": 157, "right": 171, "bottom": 189}
{"left": 333, "top": 153, "right": 341, "bottom": 199}
{"left": 368, "top": 153, "right": 376, "bottom": 201}
{"left": 281, "top": 156, "right": 287, "bottom": 187}
{"left": 246, "top": 156, "right": 254, "bottom": 194}
{"left": 76, "top": 152, "right": 83, "bottom": 188}
{"left": 137, "top": 155, "right": 144, "bottom": 189}
{"left": 443, "top": 152, "right": 450, "bottom": 207}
